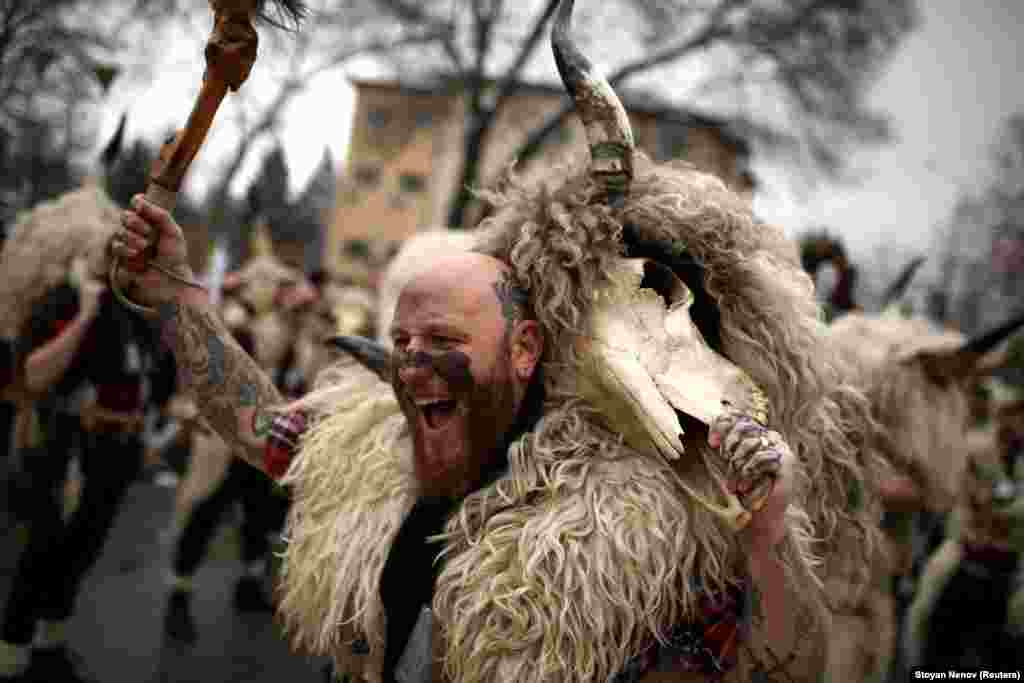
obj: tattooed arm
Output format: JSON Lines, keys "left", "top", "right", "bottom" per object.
{"left": 157, "top": 287, "right": 283, "bottom": 472}
{"left": 113, "top": 195, "right": 283, "bottom": 474}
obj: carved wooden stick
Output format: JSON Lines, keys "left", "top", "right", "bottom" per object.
{"left": 111, "top": 0, "right": 304, "bottom": 313}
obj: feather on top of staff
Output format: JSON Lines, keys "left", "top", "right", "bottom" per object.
{"left": 248, "top": 0, "right": 307, "bottom": 28}
{"left": 210, "top": 0, "right": 307, "bottom": 28}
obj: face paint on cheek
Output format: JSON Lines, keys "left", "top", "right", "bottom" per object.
{"left": 399, "top": 350, "right": 434, "bottom": 370}
{"left": 428, "top": 351, "right": 474, "bottom": 394}
{"left": 393, "top": 349, "right": 475, "bottom": 395}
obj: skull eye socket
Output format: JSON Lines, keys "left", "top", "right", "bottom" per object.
{"left": 638, "top": 256, "right": 724, "bottom": 355}
{"left": 640, "top": 260, "right": 691, "bottom": 308}
{"left": 621, "top": 223, "right": 724, "bottom": 353}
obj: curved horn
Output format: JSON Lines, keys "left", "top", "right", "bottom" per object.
{"left": 962, "top": 311, "right": 1024, "bottom": 356}
{"left": 917, "top": 311, "right": 1024, "bottom": 383}
{"left": 880, "top": 256, "right": 926, "bottom": 310}
{"left": 100, "top": 113, "right": 127, "bottom": 168}
{"left": 326, "top": 335, "right": 392, "bottom": 382}
{"left": 552, "top": 0, "right": 634, "bottom": 206}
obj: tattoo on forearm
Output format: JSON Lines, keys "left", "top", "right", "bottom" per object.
{"left": 253, "top": 410, "right": 274, "bottom": 438}
{"left": 159, "top": 300, "right": 282, "bottom": 463}
{"left": 207, "top": 335, "right": 226, "bottom": 386}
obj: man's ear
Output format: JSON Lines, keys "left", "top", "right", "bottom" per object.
{"left": 512, "top": 320, "right": 543, "bottom": 380}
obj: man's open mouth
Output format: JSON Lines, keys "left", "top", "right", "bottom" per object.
{"left": 418, "top": 399, "right": 458, "bottom": 430}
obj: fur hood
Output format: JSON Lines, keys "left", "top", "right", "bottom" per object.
{"left": 0, "top": 185, "right": 120, "bottom": 341}
{"left": 826, "top": 312, "right": 973, "bottom": 510}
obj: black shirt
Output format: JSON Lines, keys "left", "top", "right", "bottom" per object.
{"left": 378, "top": 371, "right": 546, "bottom": 682}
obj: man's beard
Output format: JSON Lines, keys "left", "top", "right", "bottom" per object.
{"left": 393, "top": 346, "right": 519, "bottom": 500}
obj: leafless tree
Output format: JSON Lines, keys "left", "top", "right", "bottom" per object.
{"left": 131, "top": 0, "right": 450, "bottom": 229}
{"left": 346, "top": 0, "right": 917, "bottom": 227}
{"left": 133, "top": 0, "right": 916, "bottom": 232}
{"left": 931, "top": 113, "right": 1024, "bottom": 334}
{"left": 0, "top": 0, "right": 134, "bottom": 216}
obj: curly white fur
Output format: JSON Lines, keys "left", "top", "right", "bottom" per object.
{"left": 0, "top": 185, "right": 120, "bottom": 339}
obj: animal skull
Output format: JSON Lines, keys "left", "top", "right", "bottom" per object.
{"left": 577, "top": 257, "right": 770, "bottom": 529}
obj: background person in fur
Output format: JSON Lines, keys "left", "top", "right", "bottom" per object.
{"left": 110, "top": 1, "right": 880, "bottom": 681}
{"left": 806, "top": 240, "right": 1024, "bottom": 683}
{"left": 161, "top": 226, "right": 316, "bottom": 646}
{"left": 0, "top": 124, "right": 162, "bottom": 683}
{"left": 904, "top": 379, "right": 1024, "bottom": 673}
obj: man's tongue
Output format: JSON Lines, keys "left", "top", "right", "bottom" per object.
{"left": 423, "top": 400, "right": 458, "bottom": 430}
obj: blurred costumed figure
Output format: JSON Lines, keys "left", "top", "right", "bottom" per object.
{"left": 804, "top": 231, "right": 1022, "bottom": 682}
{"left": 163, "top": 220, "right": 316, "bottom": 644}
{"left": 798, "top": 231, "right": 862, "bottom": 323}
{"left": 0, "top": 117, "right": 163, "bottom": 683}
{"left": 295, "top": 266, "right": 378, "bottom": 389}
{"left": 905, "top": 338, "right": 1024, "bottom": 672}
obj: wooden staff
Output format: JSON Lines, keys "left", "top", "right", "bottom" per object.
{"left": 111, "top": 0, "right": 305, "bottom": 315}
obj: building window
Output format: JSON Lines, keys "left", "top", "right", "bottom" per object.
{"left": 367, "top": 108, "right": 391, "bottom": 129}
{"left": 388, "top": 192, "right": 410, "bottom": 210}
{"left": 354, "top": 164, "right": 380, "bottom": 187}
{"left": 344, "top": 239, "right": 371, "bottom": 259}
{"left": 657, "top": 123, "right": 689, "bottom": 161}
{"left": 414, "top": 110, "right": 434, "bottom": 128}
{"left": 340, "top": 187, "right": 360, "bottom": 206}
{"left": 557, "top": 123, "right": 573, "bottom": 145}
{"left": 399, "top": 173, "right": 426, "bottom": 194}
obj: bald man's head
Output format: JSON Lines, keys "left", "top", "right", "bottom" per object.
{"left": 389, "top": 250, "right": 542, "bottom": 499}
{"left": 401, "top": 250, "right": 518, "bottom": 315}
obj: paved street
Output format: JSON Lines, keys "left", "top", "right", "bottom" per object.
{"left": 0, "top": 475, "right": 329, "bottom": 683}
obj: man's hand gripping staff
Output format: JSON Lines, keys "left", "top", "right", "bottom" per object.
{"left": 108, "top": 0, "right": 306, "bottom": 316}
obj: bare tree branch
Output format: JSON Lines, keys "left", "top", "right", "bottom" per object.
{"left": 445, "top": 0, "right": 563, "bottom": 227}
{"left": 373, "top": 0, "right": 465, "bottom": 73}
{"left": 492, "top": 0, "right": 742, "bottom": 185}
{"left": 205, "top": 25, "right": 451, "bottom": 226}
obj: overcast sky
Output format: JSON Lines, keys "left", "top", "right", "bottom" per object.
{"left": 754, "top": 0, "right": 1024, "bottom": 264}
{"left": 97, "top": 0, "right": 1024, "bottom": 269}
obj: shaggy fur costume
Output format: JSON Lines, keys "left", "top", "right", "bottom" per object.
{"left": 276, "top": 157, "right": 879, "bottom": 682}
{"left": 822, "top": 313, "right": 976, "bottom": 681}
{"left": 904, "top": 427, "right": 1024, "bottom": 669}
{"left": 826, "top": 313, "right": 972, "bottom": 511}
{"left": 0, "top": 184, "right": 120, "bottom": 345}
